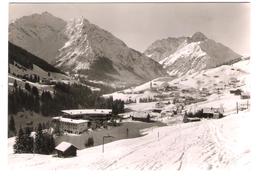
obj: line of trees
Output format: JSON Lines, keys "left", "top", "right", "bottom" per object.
{"left": 9, "top": 82, "right": 125, "bottom": 117}
{"left": 13, "top": 124, "right": 55, "bottom": 155}
{"left": 8, "top": 82, "right": 125, "bottom": 137}
{"left": 9, "top": 85, "right": 40, "bottom": 114}
{"left": 95, "top": 96, "right": 124, "bottom": 115}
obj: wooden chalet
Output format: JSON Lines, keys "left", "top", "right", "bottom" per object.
{"left": 55, "top": 142, "right": 78, "bottom": 158}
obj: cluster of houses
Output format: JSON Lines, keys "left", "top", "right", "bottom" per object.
{"left": 183, "top": 107, "right": 224, "bottom": 123}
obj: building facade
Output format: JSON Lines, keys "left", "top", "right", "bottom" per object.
{"left": 52, "top": 109, "right": 112, "bottom": 134}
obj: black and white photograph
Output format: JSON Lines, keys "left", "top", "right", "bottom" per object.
{"left": 3, "top": 1, "right": 256, "bottom": 173}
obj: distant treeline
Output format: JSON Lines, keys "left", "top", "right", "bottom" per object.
{"left": 9, "top": 81, "right": 124, "bottom": 117}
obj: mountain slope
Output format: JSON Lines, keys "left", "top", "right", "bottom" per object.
{"left": 9, "top": 13, "right": 166, "bottom": 86}
{"left": 55, "top": 17, "right": 166, "bottom": 85}
{"left": 9, "top": 42, "right": 64, "bottom": 74}
{"left": 9, "top": 12, "right": 67, "bottom": 64}
{"left": 144, "top": 32, "right": 241, "bottom": 76}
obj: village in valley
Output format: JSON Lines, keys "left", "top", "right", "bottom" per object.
{"left": 8, "top": 56, "right": 251, "bottom": 167}
{"left": 7, "top": 3, "right": 252, "bottom": 170}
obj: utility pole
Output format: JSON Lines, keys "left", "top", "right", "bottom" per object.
{"left": 236, "top": 102, "right": 239, "bottom": 114}
{"left": 102, "top": 135, "right": 114, "bottom": 153}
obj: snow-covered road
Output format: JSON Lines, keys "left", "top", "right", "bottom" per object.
{"left": 8, "top": 112, "right": 253, "bottom": 170}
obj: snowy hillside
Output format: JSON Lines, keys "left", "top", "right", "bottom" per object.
{"left": 104, "top": 59, "right": 250, "bottom": 102}
{"left": 144, "top": 32, "right": 241, "bottom": 76}
{"left": 168, "top": 59, "right": 250, "bottom": 92}
{"left": 8, "top": 111, "right": 253, "bottom": 170}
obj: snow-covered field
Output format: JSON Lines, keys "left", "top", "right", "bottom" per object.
{"left": 8, "top": 111, "right": 253, "bottom": 170}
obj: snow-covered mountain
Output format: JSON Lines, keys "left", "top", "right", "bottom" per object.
{"left": 144, "top": 32, "right": 241, "bottom": 76}
{"left": 9, "top": 13, "right": 166, "bottom": 86}
{"left": 55, "top": 17, "right": 166, "bottom": 85}
{"left": 9, "top": 12, "right": 68, "bottom": 64}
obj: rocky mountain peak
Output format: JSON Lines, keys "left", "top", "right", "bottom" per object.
{"left": 191, "top": 32, "right": 208, "bottom": 42}
{"left": 9, "top": 12, "right": 67, "bottom": 64}
{"left": 145, "top": 32, "right": 241, "bottom": 77}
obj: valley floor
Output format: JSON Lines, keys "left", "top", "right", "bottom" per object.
{"left": 8, "top": 111, "right": 253, "bottom": 170}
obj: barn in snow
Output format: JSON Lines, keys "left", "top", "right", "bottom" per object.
{"left": 55, "top": 141, "right": 78, "bottom": 158}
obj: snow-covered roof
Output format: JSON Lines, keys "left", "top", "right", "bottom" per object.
{"left": 62, "top": 109, "right": 112, "bottom": 115}
{"left": 202, "top": 108, "right": 214, "bottom": 114}
{"left": 55, "top": 142, "right": 77, "bottom": 152}
{"left": 202, "top": 108, "right": 224, "bottom": 114}
{"left": 131, "top": 112, "right": 149, "bottom": 118}
{"left": 241, "top": 92, "right": 250, "bottom": 96}
{"left": 55, "top": 117, "right": 89, "bottom": 124}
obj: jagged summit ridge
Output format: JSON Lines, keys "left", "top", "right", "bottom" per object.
{"left": 55, "top": 16, "right": 166, "bottom": 84}
{"left": 144, "top": 32, "right": 241, "bottom": 76}
{"left": 190, "top": 32, "right": 208, "bottom": 42}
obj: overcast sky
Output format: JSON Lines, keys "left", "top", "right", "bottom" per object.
{"left": 9, "top": 3, "right": 250, "bottom": 55}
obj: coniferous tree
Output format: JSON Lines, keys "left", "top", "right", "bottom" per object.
{"left": 34, "top": 123, "right": 45, "bottom": 154}
{"left": 13, "top": 128, "right": 25, "bottom": 153}
{"left": 13, "top": 80, "right": 17, "bottom": 89}
{"left": 32, "top": 86, "right": 39, "bottom": 98}
{"left": 24, "top": 127, "right": 34, "bottom": 153}
{"left": 42, "top": 133, "right": 55, "bottom": 154}
{"left": 24, "top": 83, "right": 31, "bottom": 92}
{"left": 13, "top": 127, "right": 34, "bottom": 153}
{"left": 9, "top": 116, "right": 16, "bottom": 135}
{"left": 34, "top": 123, "right": 55, "bottom": 154}
{"left": 85, "top": 137, "right": 94, "bottom": 147}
